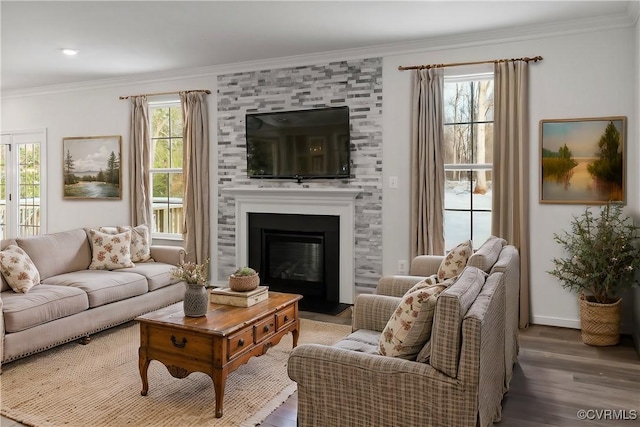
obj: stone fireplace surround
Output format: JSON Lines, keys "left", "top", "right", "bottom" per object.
{"left": 221, "top": 187, "right": 361, "bottom": 304}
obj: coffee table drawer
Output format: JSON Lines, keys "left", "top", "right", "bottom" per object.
{"left": 254, "top": 315, "right": 276, "bottom": 343}
{"left": 147, "top": 327, "right": 212, "bottom": 360}
{"left": 227, "top": 326, "right": 253, "bottom": 359}
{"left": 276, "top": 304, "right": 296, "bottom": 330}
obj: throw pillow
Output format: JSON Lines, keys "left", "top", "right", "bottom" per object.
{"left": 467, "top": 235, "right": 506, "bottom": 272}
{"left": 379, "top": 283, "right": 446, "bottom": 359}
{"left": 437, "top": 240, "right": 472, "bottom": 282}
{"left": 0, "top": 245, "right": 40, "bottom": 293}
{"left": 117, "top": 225, "right": 153, "bottom": 262}
{"left": 405, "top": 274, "right": 438, "bottom": 294}
{"left": 88, "top": 229, "right": 134, "bottom": 270}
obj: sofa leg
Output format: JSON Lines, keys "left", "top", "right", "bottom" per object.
{"left": 80, "top": 336, "right": 91, "bottom": 345}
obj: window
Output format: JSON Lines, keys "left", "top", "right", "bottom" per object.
{"left": 0, "top": 130, "right": 47, "bottom": 239}
{"left": 443, "top": 74, "right": 494, "bottom": 250}
{"left": 150, "top": 102, "right": 184, "bottom": 238}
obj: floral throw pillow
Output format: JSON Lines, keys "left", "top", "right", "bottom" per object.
{"left": 379, "top": 283, "right": 446, "bottom": 359}
{"left": 437, "top": 240, "right": 472, "bottom": 281}
{"left": 0, "top": 245, "right": 40, "bottom": 293}
{"left": 88, "top": 229, "right": 134, "bottom": 270}
{"left": 117, "top": 225, "right": 153, "bottom": 262}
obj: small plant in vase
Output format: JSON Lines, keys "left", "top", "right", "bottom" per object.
{"left": 229, "top": 266, "right": 260, "bottom": 292}
{"left": 171, "top": 258, "right": 210, "bottom": 317}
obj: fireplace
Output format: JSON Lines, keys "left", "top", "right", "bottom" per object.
{"left": 248, "top": 213, "right": 346, "bottom": 313}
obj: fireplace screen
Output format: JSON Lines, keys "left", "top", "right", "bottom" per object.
{"left": 266, "top": 234, "right": 324, "bottom": 284}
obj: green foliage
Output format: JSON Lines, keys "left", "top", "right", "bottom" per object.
{"left": 548, "top": 203, "right": 640, "bottom": 303}
{"left": 542, "top": 144, "right": 577, "bottom": 180}
{"left": 233, "top": 266, "right": 257, "bottom": 276}
{"left": 587, "top": 121, "right": 623, "bottom": 187}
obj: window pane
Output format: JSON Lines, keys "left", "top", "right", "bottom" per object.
{"left": 473, "top": 123, "right": 493, "bottom": 164}
{"left": 0, "top": 145, "right": 6, "bottom": 239}
{"left": 170, "top": 106, "right": 183, "bottom": 137}
{"left": 472, "top": 211, "right": 492, "bottom": 248}
{"left": 444, "top": 210, "right": 470, "bottom": 251}
{"left": 443, "top": 82, "right": 472, "bottom": 124}
{"left": 445, "top": 170, "right": 471, "bottom": 210}
{"left": 153, "top": 139, "right": 170, "bottom": 168}
{"left": 472, "top": 170, "right": 492, "bottom": 208}
{"left": 18, "top": 144, "right": 40, "bottom": 237}
{"left": 152, "top": 108, "right": 170, "bottom": 138}
{"left": 474, "top": 80, "right": 494, "bottom": 122}
{"left": 152, "top": 173, "right": 169, "bottom": 198}
{"left": 171, "top": 138, "right": 183, "bottom": 168}
{"left": 444, "top": 124, "right": 471, "bottom": 164}
{"left": 169, "top": 173, "right": 183, "bottom": 199}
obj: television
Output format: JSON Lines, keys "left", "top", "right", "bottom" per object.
{"left": 246, "top": 106, "right": 350, "bottom": 181}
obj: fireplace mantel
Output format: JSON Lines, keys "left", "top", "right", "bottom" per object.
{"left": 221, "top": 186, "right": 361, "bottom": 304}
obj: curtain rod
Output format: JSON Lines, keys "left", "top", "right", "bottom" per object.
{"left": 119, "top": 89, "right": 211, "bottom": 100}
{"left": 397, "top": 55, "right": 543, "bottom": 71}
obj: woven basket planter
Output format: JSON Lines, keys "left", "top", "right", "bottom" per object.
{"left": 229, "top": 273, "right": 260, "bottom": 292}
{"left": 579, "top": 293, "right": 621, "bottom": 346}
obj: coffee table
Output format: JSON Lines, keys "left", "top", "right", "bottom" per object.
{"left": 136, "top": 291, "right": 302, "bottom": 418}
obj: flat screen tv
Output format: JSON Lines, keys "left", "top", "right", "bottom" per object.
{"left": 246, "top": 106, "right": 350, "bottom": 181}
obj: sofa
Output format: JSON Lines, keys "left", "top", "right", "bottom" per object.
{"left": 0, "top": 227, "right": 187, "bottom": 371}
{"left": 288, "top": 237, "right": 520, "bottom": 427}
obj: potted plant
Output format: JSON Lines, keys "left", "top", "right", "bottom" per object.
{"left": 171, "top": 258, "right": 210, "bottom": 317}
{"left": 548, "top": 203, "right": 640, "bottom": 346}
{"left": 229, "top": 266, "right": 260, "bottom": 292}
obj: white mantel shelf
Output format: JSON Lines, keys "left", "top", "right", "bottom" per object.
{"left": 222, "top": 186, "right": 362, "bottom": 304}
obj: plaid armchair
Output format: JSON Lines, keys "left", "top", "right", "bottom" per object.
{"left": 288, "top": 266, "right": 510, "bottom": 427}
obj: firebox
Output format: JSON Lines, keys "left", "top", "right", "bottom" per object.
{"left": 247, "top": 213, "right": 342, "bottom": 313}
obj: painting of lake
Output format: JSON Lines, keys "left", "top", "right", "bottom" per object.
{"left": 540, "top": 117, "right": 625, "bottom": 204}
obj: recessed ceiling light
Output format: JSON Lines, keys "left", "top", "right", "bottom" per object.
{"left": 61, "top": 48, "right": 79, "bottom": 56}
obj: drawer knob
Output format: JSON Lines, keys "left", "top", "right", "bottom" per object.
{"left": 238, "top": 338, "right": 245, "bottom": 347}
{"left": 171, "top": 335, "right": 187, "bottom": 348}
{"left": 263, "top": 325, "right": 270, "bottom": 333}
{"left": 284, "top": 315, "right": 289, "bottom": 322}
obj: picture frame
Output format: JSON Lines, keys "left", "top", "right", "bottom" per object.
{"left": 539, "top": 116, "right": 626, "bottom": 205}
{"left": 63, "top": 135, "right": 122, "bottom": 200}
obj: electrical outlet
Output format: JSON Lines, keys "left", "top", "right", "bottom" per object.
{"left": 398, "top": 260, "right": 409, "bottom": 275}
{"left": 388, "top": 176, "right": 398, "bottom": 189}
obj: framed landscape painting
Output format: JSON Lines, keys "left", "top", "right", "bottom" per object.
{"left": 63, "top": 135, "right": 122, "bottom": 200}
{"left": 540, "top": 117, "right": 626, "bottom": 204}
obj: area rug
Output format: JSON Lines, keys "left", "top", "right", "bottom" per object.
{"left": 1, "top": 318, "right": 352, "bottom": 427}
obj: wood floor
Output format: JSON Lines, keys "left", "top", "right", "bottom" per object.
{"left": 2, "top": 310, "right": 638, "bottom": 427}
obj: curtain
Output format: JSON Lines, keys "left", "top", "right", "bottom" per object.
{"left": 410, "top": 68, "right": 445, "bottom": 258}
{"left": 129, "top": 96, "right": 151, "bottom": 227}
{"left": 493, "top": 61, "right": 530, "bottom": 328}
{"left": 180, "top": 91, "right": 210, "bottom": 264}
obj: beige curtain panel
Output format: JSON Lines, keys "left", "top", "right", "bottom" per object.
{"left": 129, "top": 96, "right": 152, "bottom": 227}
{"left": 180, "top": 91, "right": 210, "bottom": 265}
{"left": 493, "top": 61, "right": 531, "bottom": 329}
{"left": 410, "top": 68, "right": 445, "bottom": 259}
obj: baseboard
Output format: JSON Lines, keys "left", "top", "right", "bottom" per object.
{"left": 531, "top": 315, "right": 580, "bottom": 329}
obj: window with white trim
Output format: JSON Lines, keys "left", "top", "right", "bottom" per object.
{"left": 0, "top": 130, "right": 47, "bottom": 238}
{"left": 443, "top": 74, "right": 494, "bottom": 250}
{"left": 150, "top": 101, "right": 184, "bottom": 238}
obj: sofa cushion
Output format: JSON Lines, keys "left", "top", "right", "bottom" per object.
{"left": 379, "top": 282, "right": 446, "bottom": 360}
{"left": 1, "top": 285, "right": 89, "bottom": 333}
{"left": 117, "top": 225, "right": 153, "bottom": 263}
{"left": 334, "top": 329, "right": 381, "bottom": 355}
{"left": 88, "top": 229, "right": 135, "bottom": 270}
{"left": 116, "top": 262, "right": 180, "bottom": 291}
{"left": 431, "top": 266, "right": 487, "bottom": 378}
{"left": 0, "top": 245, "right": 40, "bottom": 293}
{"left": 468, "top": 236, "right": 506, "bottom": 272}
{"left": 43, "top": 270, "right": 148, "bottom": 308}
{"left": 16, "top": 229, "right": 91, "bottom": 280}
{"left": 0, "top": 239, "right": 18, "bottom": 292}
{"left": 437, "top": 240, "right": 472, "bottom": 281}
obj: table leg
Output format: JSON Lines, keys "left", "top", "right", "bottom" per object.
{"left": 139, "top": 348, "right": 150, "bottom": 396}
{"left": 292, "top": 324, "right": 299, "bottom": 348}
{"left": 212, "top": 368, "right": 227, "bottom": 418}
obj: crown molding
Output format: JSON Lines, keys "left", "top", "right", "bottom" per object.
{"left": 2, "top": 11, "right": 636, "bottom": 99}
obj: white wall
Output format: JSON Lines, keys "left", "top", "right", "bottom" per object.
{"left": 382, "top": 26, "right": 638, "bottom": 328}
{"left": 2, "top": 22, "right": 638, "bottom": 329}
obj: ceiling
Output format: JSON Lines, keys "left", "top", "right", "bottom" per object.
{"left": 1, "top": 1, "right": 636, "bottom": 93}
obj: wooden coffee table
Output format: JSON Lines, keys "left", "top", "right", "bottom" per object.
{"left": 136, "top": 291, "right": 302, "bottom": 418}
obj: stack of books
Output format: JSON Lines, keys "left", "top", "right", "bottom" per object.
{"left": 209, "top": 286, "right": 269, "bottom": 307}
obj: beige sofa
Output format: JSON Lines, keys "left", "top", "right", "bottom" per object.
{"left": 288, "top": 238, "right": 519, "bottom": 427}
{"left": 0, "top": 228, "right": 186, "bottom": 371}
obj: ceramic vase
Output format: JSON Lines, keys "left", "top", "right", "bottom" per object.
{"left": 183, "top": 283, "right": 208, "bottom": 317}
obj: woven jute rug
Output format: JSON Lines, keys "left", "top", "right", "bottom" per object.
{"left": 1, "top": 318, "right": 352, "bottom": 427}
